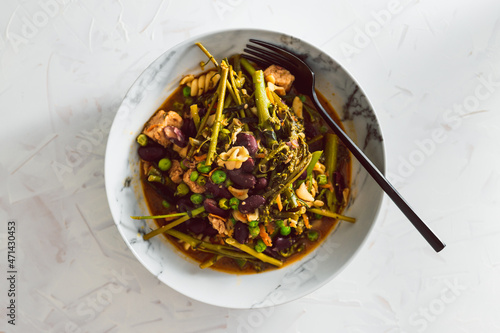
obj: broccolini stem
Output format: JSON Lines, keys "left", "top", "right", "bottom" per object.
{"left": 225, "top": 238, "right": 283, "bottom": 267}
{"left": 253, "top": 70, "right": 277, "bottom": 146}
{"left": 307, "top": 208, "right": 356, "bottom": 223}
{"left": 206, "top": 62, "right": 230, "bottom": 165}
{"left": 195, "top": 42, "right": 218, "bottom": 67}
{"left": 324, "top": 133, "right": 339, "bottom": 210}
{"left": 142, "top": 206, "right": 205, "bottom": 240}
{"left": 240, "top": 57, "right": 255, "bottom": 76}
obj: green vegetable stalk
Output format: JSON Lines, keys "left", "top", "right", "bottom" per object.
{"left": 206, "top": 62, "right": 230, "bottom": 165}
{"left": 324, "top": 133, "right": 338, "bottom": 210}
{"left": 225, "top": 238, "right": 282, "bottom": 267}
{"left": 142, "top": 206, "right": 206, "bottom": 240}
{"left": 240, "top": 57, "right": 255, "bottom": 76}
{"left": 252, "top": 69, "right": 277, "bottom": 146}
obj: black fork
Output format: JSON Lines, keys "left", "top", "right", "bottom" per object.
{"left": 244, "top": 39, "right": 446, "bottom": 252}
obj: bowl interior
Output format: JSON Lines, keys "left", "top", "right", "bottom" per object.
{"left": 105, "top": 29, "right": 385, "bottom": 308}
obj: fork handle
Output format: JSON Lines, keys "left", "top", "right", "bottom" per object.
{"left": 310, "top": 91, "right": 446, "bottom": 252}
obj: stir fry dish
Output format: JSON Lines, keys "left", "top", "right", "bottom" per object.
{"left": 133, "top": 43, "right": 355, "bottom": 273}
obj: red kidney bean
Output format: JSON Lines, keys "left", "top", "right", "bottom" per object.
{"left": 239, "top": 195, "right": 266, "bottom": 214}
{"left": 185, "top": 217, "right": 206, "bottom": 234}
{"left": 205, "top": 182, "right": 232, "bottom": 199}
{"left": 253, "top": 177, "right": 268, "bottom": 190}
{"left": 241, "top": 158, "right": 255, "bottom": 173}
{"left": 236, "top": 133, "right": 258, "bottom": 156}
{"left": 227, "top": 169, "right": 256, "bottom": 189}
{"left": 233, "top": 221, "right": 249, "bottom": 244}
{"left": 203, "top": 198, "right": 229, "bottom": 217}
{"left": 137, "top": 146, "right": 167, "bottom": 161}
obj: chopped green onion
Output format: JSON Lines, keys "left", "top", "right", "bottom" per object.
{"left": 196, "top": 175, "right": 207, "bottom": 186}
{"left": 317, "top": 174, "right": 328, "bottom": 185}
{"left": 219, "top": 198, "right": 230, "bottom": 210}
{"left": 136, "top": 133, "right": 148, "bottom": 146}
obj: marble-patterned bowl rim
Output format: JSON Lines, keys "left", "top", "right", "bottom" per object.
{"left": 105, "top": 28, "right": 385, "bottom": 309}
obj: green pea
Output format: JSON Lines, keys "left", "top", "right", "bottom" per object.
{"left": 197, "top": 175, "right": 207, "bottom": 186}
{"left": 190, "top": 193, "right": 204, "bottom": 205}
{"left": 254, "top": 239, "right": 267, "bottom": 253}
{"left": 280, "top": 226, "right": 291, "bottom": 236}
{"left": 248, "top": 220, "right": 259, "bottom": 228}
{"left": 316, "top": 174, "right": 328, "bottom": 185}
{"left": 219, "top": 198, "right": 230, "bottom": 210}
{"left": 211, "top": 170, "right": 227, "bottom": 184}
{"left": 229, "top": 197, "right": 240, "bottom": 210}
{"left": 248, "top": 226, "right": 259, "bottom": 238}
{"left": 307, "top": 230, "right": 319, "bottom": 242}
{"left": 175, "top": 183, "right": 189, "bottom": 196}
{"left": 136, "top": 133, "right": 148, "bottom": 146}
{"left": 190, "top": 170, "right": 199, "bottom": 182}
{"left": 197, "top": 161, "right": 211, "bottom": 174}
{"left": 183, "top": 86, "right": 191, "bottom": 97}
{"left": 158, "top": 158, "right": 172, "bottom": 171}
{"left": 298, "top": 94, "right": 306, "bottom": 102}
{"left": 161, "top": 200, "right": 171, "bottom": 209}
{"left": 275, "top": 220, "right": 284, "bottom": 228}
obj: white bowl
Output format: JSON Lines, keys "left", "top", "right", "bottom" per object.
{"left": 105, "top": 28, "right": 385, "bottom": 308}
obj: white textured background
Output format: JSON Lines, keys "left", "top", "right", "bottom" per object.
{"left": 1, "top": 0, "right": 500, "bottom": 332}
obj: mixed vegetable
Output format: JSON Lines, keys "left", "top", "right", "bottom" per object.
{"left": 133, "top": 43, "right": 355, "bottom": 272}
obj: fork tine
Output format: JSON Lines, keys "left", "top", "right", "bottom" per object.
{"left": 244, "top": 45, "right": 296, "bottom": 70}
{"left": 249, "top": 39, "right": 309, "bottom": 70}
{"left": 241, "top": 54, "right": 271, "bottom": 68}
